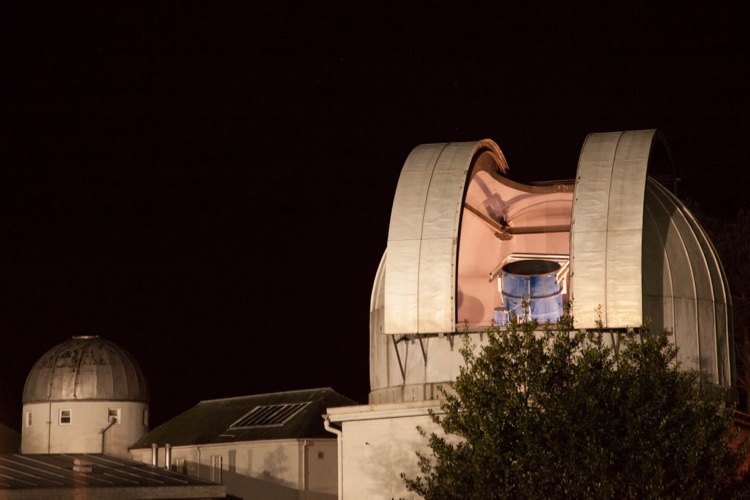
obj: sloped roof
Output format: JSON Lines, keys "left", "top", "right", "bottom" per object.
{"left": 0, "top": 423, "right": 20, "bottom": 453}
{"left": 0, "top": 453, "right": 224, "bottom": 498}
{"left": 131, "top": 388, "right": 356, "bottom": 448}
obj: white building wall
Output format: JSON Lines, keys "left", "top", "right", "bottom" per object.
{"left": 22, "top": 400, "right": 147, "bottom": 457}
{"left": 328, "top": 402, "right": 443, "bottom": 500}
{"left": 21, "top": 403, "right": 50, "bottom": 453}
{"left": 305, "top": 440, "right": 338, "bottom": 499}
{"left": 132, "top": 438, "right": 338, "bottom": 500}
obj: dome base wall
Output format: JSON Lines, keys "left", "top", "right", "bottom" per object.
{"left": 22, "top": 401, "right": 149, "bottom": 457}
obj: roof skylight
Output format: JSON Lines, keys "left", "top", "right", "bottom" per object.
{"left": 230, "top": 402, "right": 311, "bottom": 428}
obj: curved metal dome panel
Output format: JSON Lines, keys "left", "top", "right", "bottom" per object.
{"left": 570, "top": 130, "right": 655, "bottom": 328}
{"left": 372, "top": 130, "right": 734, "bottom": 402}
{"left": 384, "top": 140, "right": 508, "bottom": 334}
{"left": 642, "top": 179, "right": 733, "bottom": 386}
{"left": 22, "top": 336, "right": 149, "bottom": 404}
{"left": 570, "top": 129, "right": 733, "bottom": 387}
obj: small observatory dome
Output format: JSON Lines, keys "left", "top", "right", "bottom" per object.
{"left": 22, "top": 336, "right": 150, "bottom": 456}
{"left": 23, "top": 336, "right": 149, "bottom": 404}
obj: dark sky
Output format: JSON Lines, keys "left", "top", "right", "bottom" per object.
{"left": 2, "top": 3, "right": 749, "bottom": 429}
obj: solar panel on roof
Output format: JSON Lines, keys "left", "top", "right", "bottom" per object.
{"left": 230, "top": 402, "right": 311, "bottom": 428}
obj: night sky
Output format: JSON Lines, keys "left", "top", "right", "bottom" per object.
{"left": 2, "top": 3, "right": 749, "bottom": 430}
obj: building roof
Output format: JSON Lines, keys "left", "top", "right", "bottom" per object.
{"left": 0, "top": 423, "right": 20, "bottom": 453}
{"left": 131, "top": 387, "right": 356, "bottom": 448}
{"left": 0, "top": 453, "right": 224, "bottom": 499}
{"left": 22, "top": 336, "right": 149, "bottom": 404}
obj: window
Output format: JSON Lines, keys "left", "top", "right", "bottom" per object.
{"left": 210, "top": 455, "right": 222, "bottom": 483}
{"left": 59, "top": 409, "right": 71, "bottom": 425}
{"left": 108, "top": 408, "right": 120, "bottom": 424}
{"left": 230, "top": 402, "right": 311, "bottom": 428}
{"left": 25, "top": 412, "right": 32, "bottom": 427}
{"left": 143, "top": 409, "right": 149, "bottom": 427}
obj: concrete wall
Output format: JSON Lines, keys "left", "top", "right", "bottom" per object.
{"left": 22, "top": 401, "right": 148, "bottom": 457}
{"left": 328, "top": 402, "right": 443, "bottom": 500}
{"left": 132, "top": 438, "right": 338, "bottom": 500}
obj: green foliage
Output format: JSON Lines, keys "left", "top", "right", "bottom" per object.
{"left": 402, "top": 316, "right": 750, "bottom": 499}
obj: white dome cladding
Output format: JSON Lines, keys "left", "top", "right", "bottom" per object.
{"left": 23, "top": 336, "right": 149, "bottom": 404}
{"left": 370, "top": 131, "right": 733, "bottom": 405}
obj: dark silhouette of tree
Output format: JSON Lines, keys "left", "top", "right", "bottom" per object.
{"left": 403, "top": 316, "right": 750, "bottom": 499}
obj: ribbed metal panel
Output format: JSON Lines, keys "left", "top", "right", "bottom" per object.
{"left": 384, "top": 140, "right": 507, "bottom": 334}
{"left": 372, "top": 130, "right": 734, "bottom": 402}
{"left": 22, "top": 337, "right": 149, "bottom": 404}
{"left": 642, "top": 178, "right": 733, "bottom": 386}
{"left": 0, "top": 453, "right": 223, "bottom": 495}
{"left": 571, "top": 129, "right": 733, "bottom": 386}
{"left": 570, "top": 130, "right": 655, "bottom": 328}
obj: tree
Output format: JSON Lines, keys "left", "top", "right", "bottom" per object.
{"left": 402, "top": 315, "right": 750, "bottom": 499}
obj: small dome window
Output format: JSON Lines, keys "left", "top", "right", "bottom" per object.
{"left": 59, "top": 409, "right": 71, "bottom": 425}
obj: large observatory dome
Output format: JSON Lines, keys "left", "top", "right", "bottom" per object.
{"left": 22, "top": 336, "right": 149, "bottom": 404}
{"left": 369, "top": 130, "right": 733, "bottom": 406}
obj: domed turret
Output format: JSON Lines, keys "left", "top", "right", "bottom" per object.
{"left": 23, "top": 336, "right": 148, "bottom": 404}
{"left": 370, "top": 131, "right": 732, "bottom": 405}
{"left": 22, "top": 336, "right": 150, "bottom": 457}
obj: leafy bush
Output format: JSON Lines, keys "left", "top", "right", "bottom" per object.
{"left": 403, "top": 315, "right": 750, "bottom": 499}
